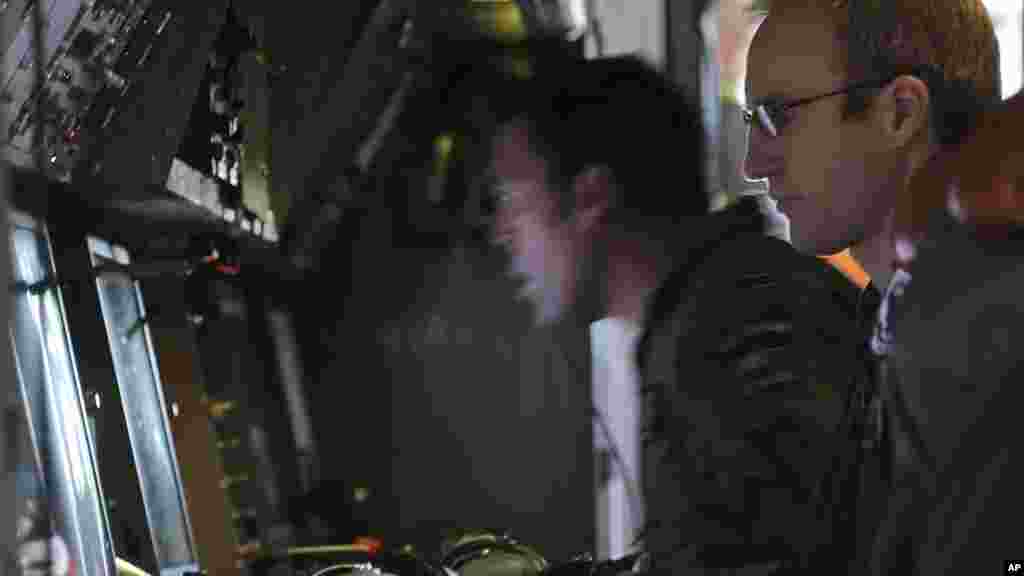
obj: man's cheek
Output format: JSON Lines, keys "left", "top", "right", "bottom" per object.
{"left": 521, "top": 220, "right": 551, "bottom": 276}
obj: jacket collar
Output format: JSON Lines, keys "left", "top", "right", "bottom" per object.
{"left": 646, "top": 196, "right": 767, "bottom": 319}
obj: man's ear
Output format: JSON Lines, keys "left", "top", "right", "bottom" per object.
{"left": 875, "top": 75, "right": 931, "bottom": 149}
{"left": 572, "top": 165, "right": 613, "bottom": 232}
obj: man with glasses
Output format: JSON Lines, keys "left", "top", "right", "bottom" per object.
{"left": 485, "top": 48, "right": 871, "bottom": 574}
{"left": 745, "top": 1, "right": 998, "bottom": 274}
{"left": 744, "top": 1, "right": 1001, "bottom": 572}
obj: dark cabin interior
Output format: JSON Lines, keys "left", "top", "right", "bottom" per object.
{"left": 0, "top": 0, "right": 724, "bottom": 572}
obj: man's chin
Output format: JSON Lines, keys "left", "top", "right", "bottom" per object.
{"left": 526, "top": 298, "right": 564, "bottom": 327}
{"left": 532, "top": 307, "right": 562, "bottom": 327}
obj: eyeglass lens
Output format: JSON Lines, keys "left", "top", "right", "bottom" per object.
{"left": 744, "top": 105, "right": 779, "bottom": 138}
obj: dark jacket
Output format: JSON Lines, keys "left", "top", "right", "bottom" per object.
{"left": 867, "top": 219, "right": 1024, "bottom": 575}
{"left": 634, "top": 196, "right": 874, "bottom": 574}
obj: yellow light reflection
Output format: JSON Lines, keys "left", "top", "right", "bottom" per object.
{"left": 508, "top": 54, "right": 532, "bottom": 79}
{"left": 116, "top": 557, "right": 152, "bottom": 576}
{"left": 434, "top": 133, "right": 455, "bottom": 176}
{"left": 209, "top": 400, "right": 236, "bottom": 419}
{"left": 435, "top": 133, "right": 454, "bottom": 162}
{"left": 469, "top": 0, "right": 527, "bottom": 43}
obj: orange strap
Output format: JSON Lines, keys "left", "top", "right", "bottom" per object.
{"left": 824, "top": 250, "right": 870, "bottom": 289}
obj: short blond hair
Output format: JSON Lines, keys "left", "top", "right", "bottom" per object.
{"left": 768, "top": 0, "right": 1001, "bottom": 146}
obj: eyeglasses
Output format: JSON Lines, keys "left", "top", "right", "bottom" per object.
{"left": 743, "top": 70, "right": 924, "bottom": 138}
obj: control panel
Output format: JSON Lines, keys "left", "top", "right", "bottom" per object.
{"left": 0, "top": 0, "right": 163, "bottom": 180}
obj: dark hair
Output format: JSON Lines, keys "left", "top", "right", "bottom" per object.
{"left": 489, "top": 51, "right": 708, "bottom": 237}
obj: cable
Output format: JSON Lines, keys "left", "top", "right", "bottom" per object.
{"left": 590, "top": 403, "right": 643, "bottom": 554}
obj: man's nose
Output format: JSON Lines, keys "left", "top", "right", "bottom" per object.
{"left": 744, "top": 126, "right": 779, "bottom": 182}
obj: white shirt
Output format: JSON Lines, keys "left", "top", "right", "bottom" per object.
{"left": 590, "top": 317, "right": 645, "bottom": 561}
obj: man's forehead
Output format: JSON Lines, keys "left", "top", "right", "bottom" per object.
{"left": 494, "top": 120, "right": 533, "bottom": 150}
{"left": 491, "top": 121, "right": 546, "bottom": 179}
{"left": 746, "top": 8, "right": 843, "bottom": 102}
